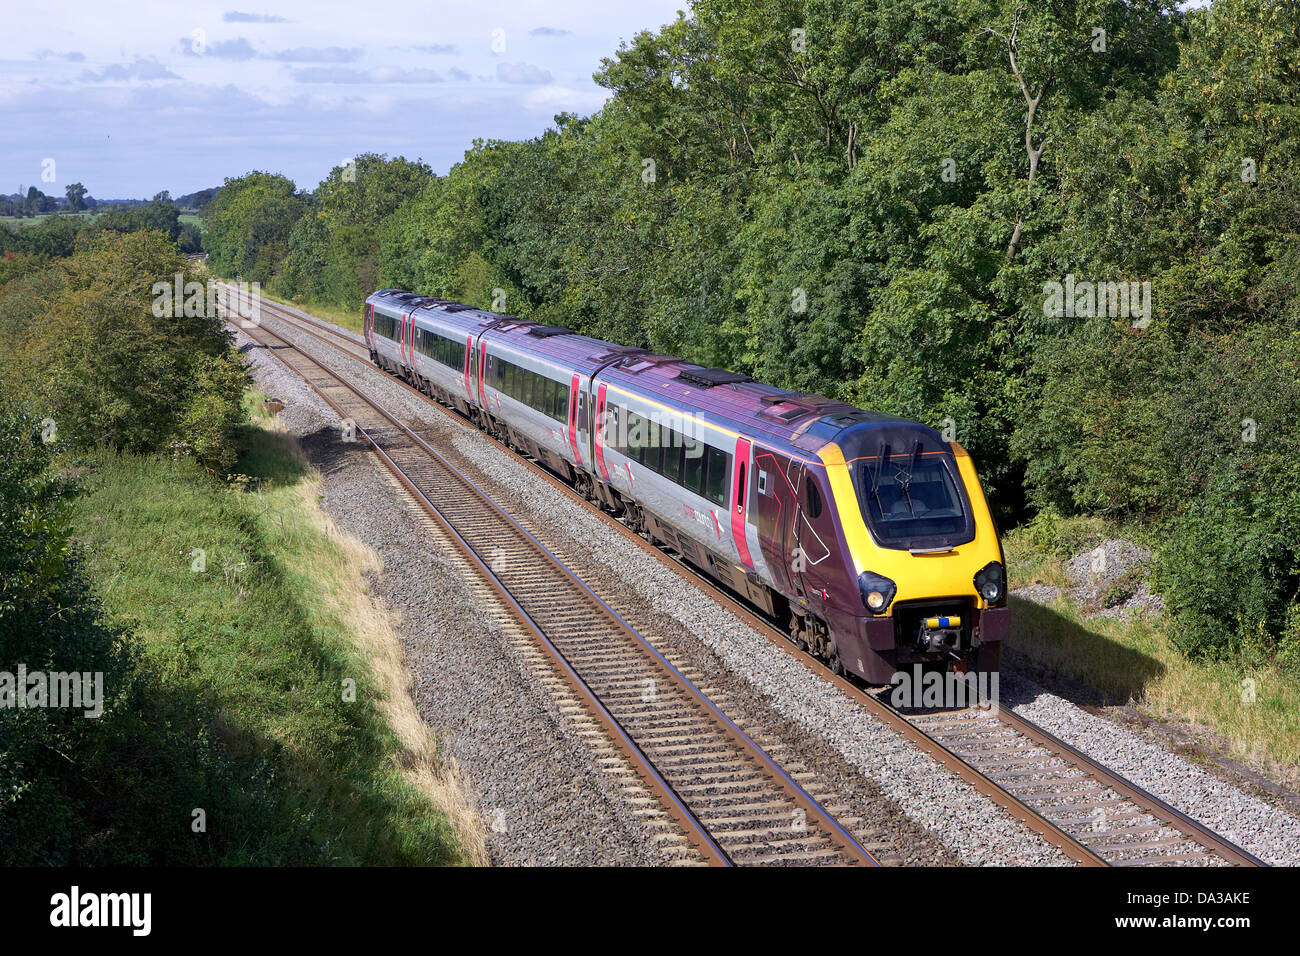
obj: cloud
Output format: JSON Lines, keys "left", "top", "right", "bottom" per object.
{"left": 268, "top": 47, "right": 361, "bottom": 63}
{"left": 522, "top": 84, "right": 608, "bottom": 115}
{"left": 529, "top": 27, "right": 573, "bottom": 37}
{"left": 496, "top": 62, "right": 553, "bottom": 84}
{"left": 179, "top": 36, "right": 258, "bottom": 60}
{"left": 177, "top": 38, "right": 359, "bottom": 62}
{"left": 291, "top": 66, "right": 444, "bottom": 84}
{"left": 36, "top": 50, "right": 86, "bottom": 62}
{"left": 413, "top": 44, "right": 458, "bottom": 54}
{"left": 80, "top": 58, "right": 179, "bottom": 82}
{"left": 223, "top": 11, "right": 289, "bottom": 22}
{"left": 448, "top": 66, "right": 471, "bottom": 82}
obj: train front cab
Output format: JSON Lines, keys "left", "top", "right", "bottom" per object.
{"left": 812, "top": 427, "right": 1007, "bottom": 686}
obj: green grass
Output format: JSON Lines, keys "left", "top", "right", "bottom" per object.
{"left": 179, "top": 213, "right": 204, "bottom": 231}
{"left": 1, "top": 212, "right": 98, "bottom": 228}
{"left": 67, "top": 390, "right": 479, "bottom": 864}
{"left": 1004, "top": 514, "right": 1300, "bottom": 781}
{"left": 261, "top": 283, "right": 365, "bottom": 331}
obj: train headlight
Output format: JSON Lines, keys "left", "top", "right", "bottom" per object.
{"left": 858, "top": 571, "right": 897, "bottom": 616}
{"left": 974, "top": 561, "right": 1006, "bottom": 606}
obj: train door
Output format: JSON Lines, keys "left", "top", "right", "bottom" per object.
{"left": 592, "top": 382, "right": 611, "bottom": 481}
{"left": 730, "top": 437, "right": 754, "bottom": 570}
{"left": 478, "top": 340, "right": 488, "bottom": 405}
{"left": 752, "top": 446, "right": 799, "bottom": 595}
{"left": 463, "top": 335, "right": 473, "bottom": 402}
{"left": 791, "top": 464, "right": 835, "bottom": 602}
{"left": 566, "top": 374, "right": 584, "bottom": 467}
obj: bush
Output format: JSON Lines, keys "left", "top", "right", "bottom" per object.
{"left": 0, "top": 229, "right": 248, "bottom": 472}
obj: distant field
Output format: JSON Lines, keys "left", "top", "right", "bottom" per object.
{"left": 179, "top": 213, "right": 204, "bottom": 230}
{"left": 0, "top": 212, "right": 99, "bottom": 228}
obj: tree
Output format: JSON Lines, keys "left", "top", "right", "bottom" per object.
{"left": 201, "top": 172, "right": 305, "bottom": 284}
{"left": 65, "top": 182, "right": 87, "bottom": 213}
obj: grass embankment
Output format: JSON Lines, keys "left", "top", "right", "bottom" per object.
{"left": 261, "top": 283, "right": 364, "bottom": 332}
{"left": 1004, "top": 514, "right": 1300, "bottom": 780}
{"left": 71, "top": 389, "right": 486, "bottom": 864}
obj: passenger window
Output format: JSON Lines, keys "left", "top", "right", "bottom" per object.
{"left": 555, "top": 382, "right": 568, "bottom": 422}
{"left": 627, "top": 413, "right": 644, "bottom": 458}
{"left": 705, "top": 447, "right": 728, "bottom": 505}
{"left": 805, "top": 477, "right": 823, "bottom": 518}
{"left": 661, "top": 430, "right": 683, "bottom": 483}
{"left": 642, "top": 420, "right": 658, "bottom": 469}
{"left": 683, "top": 439, "right": 704, "bottom": 493}
{"left": 577, "top": 391, "right": 588, "bottom": 433}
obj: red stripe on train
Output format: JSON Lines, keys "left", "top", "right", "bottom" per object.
{"left": 567, "top": 374, "right": 581, "bottom": 465}
{"left": 463, "top": 336, "right": 472, "bottom": 401}
{"left": 731, "top": 436, "right": 754, "bottom": 569}
{"left": 478, "top": 341, "right": 487, "bottom": 404}
{"left": 594, "top": 383, "right": 610, "bottom": 480}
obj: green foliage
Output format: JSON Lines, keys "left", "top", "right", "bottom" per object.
{"left": 0, "top": 230, "right": 248, "bottom": 472}
{"left": 278, "top": 154, "right": 434, "bottom": 306}
{"left": 202, "top": 171, "right": 306, "bottom": 283}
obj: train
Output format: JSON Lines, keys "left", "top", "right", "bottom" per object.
{"left": 362, "top": 289, "right": 1007, "bottom": 684}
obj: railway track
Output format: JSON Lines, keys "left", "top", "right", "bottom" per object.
{"left": 228, "top": 297, "right": 879, "bottom": 867}
{"left": 232, "top": 286, "right": 1265, "bottom": 868}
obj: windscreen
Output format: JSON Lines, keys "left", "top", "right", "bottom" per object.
{"left": 856, "top": 444, "right": 973, "bottom": 548}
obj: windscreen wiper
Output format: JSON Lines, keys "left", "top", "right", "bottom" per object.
{"left": 897, "top": 440, "right": 922, "bottom": 516}
{"left": 869, "top": 442, "right": 889, "bottom": 516}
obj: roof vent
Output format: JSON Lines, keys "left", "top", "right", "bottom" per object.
{"left": 526, "top": 325, "right": 573, "bottom": 338}
{"left": 675, "top": 368, "right": 753, "bottom": 389}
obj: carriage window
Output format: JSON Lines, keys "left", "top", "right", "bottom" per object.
{"left": 704, "top": 447, "right": 728, "bottom": 506}
{"left": 737, "top": 462, "right": 747, "bottom": 510}
{"left": 682, "top": 439, "right": 704, "bottom": 495}
{"left": 626, "top": 412, "right": 645, "bottom": 459}
{"left": 553, "top": 381, "right": 568, "bottom": 422}
{"left": 661, "top": 429, "right": 683, "bottom": 483}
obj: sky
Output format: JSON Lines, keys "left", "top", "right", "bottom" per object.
{"left": 2, "top": 1, "right": 688, "bottom": 199}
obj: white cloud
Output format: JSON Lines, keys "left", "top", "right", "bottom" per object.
{"left": 223, "top": 11, "right": 291, "bottom": 22}
{"left": 496, "top": 61, "right": 553, "bottom": 84}
{"left": 291, "top": 66, "right": 444, "bottom": 84}
{"left": 80, "top": 58, "right": 179, "bottom": 82}
{"left": 522, "top": 84, "right": 607, "bottom": 115}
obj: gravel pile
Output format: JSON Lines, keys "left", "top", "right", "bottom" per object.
{"left": 1065, "top": 538, "right": 1165, "bottom": 619}
{"left": 233, "top": 328, "right": 668, "bottom": 865}
{"left": 1001, "top": 670, "right": 1300, "bottom": 866}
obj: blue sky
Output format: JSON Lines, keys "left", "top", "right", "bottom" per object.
{"left": 3, "top": 1, "right": 687, "bottom": 199}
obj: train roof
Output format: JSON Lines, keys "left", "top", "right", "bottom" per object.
{"left": 367, "top": 289, "right": 927, "bottom": 455}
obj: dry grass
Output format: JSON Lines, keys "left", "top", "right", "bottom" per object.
{"left": 248, "top": 402, "right": 489, "bottom": 864}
